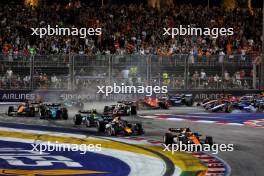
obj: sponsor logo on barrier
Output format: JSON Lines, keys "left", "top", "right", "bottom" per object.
{"left": 0, "top": 90, "right": 260, "bottom": 102}
{"left": 0, "top": 93, "right": 35, "bottom": 101}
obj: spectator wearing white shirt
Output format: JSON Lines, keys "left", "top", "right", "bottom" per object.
{"left": 218, "top": 50, "right": 225, "bottom": 63}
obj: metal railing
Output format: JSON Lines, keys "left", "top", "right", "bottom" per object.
{"left": 0, "top": 53, "right": 260, "bottom": 91}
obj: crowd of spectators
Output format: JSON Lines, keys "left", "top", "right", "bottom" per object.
{"left": 0, "top": 1, "right": 261, "bottom": 90}
{"left": 0, "top": 68, "right": 68, "bottom": 89}
{"left": 0, "top": 1, "right": 262, "bottom": 59}
{"left": 189, "top": 69, "right": 252, "bottom": 89}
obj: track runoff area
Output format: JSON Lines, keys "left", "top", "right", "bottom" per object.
{"left": 0, "top": 103, "right": 263, "bottom": 176}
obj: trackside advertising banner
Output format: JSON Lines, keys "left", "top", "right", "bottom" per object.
{"left": 0, "top": 90, "right": 62, "bottom": 102}
{"left": 0, "top": 90, "right": 262, "bottom": 102}
{"left": 0, "top": 90, "right": 34, "bottom": 102}
{"left": 169, "top": 90, "right": 263, "bottom": 101}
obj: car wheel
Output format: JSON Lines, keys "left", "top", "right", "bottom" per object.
{"left": 106, "top": 127, "right": 115, "bottom": 136}
{"left": 7, "top": 106, "right": 14, "bottom": 116}
{"left": 61, "top": 108, "right": 68, "bottom": 120}
{"left": 164, "top": 133, "right": 174, "bottom": 145}
{"left": 29, "top": 107, "right": 35, "bottom": 117}
{"left": 205, "top": 136, "right": 213, "bottom": 146}
{"left": 74, "top": 114, "right": 82, "bottom": 125}
{"left": 86, "top": 119, "right": 90, "bottom": 127}
{"left": 134, "top": 123, "right": 144, "bottom": 135}
{"left": 97, "top": 122, "right": 105, "bottom": 132}
{"left": 45, "top": 110, "right": 52, "bottom": 119}
{"left": 131, "top": 106, "right": 137, "bottom": 115}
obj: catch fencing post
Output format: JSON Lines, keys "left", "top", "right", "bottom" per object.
{"left": 261, "top": 1, "right": 264, "bottom": 89}
{"left": 29, "top": 54, "right": 34, "bottom": 90}
{"left": 108, "top": 54, "right": 112, "bottom": 84}
{"left": 69, "top": 53, "right": 75, "bottom": 91}
{"left": 253, "top": 62, "right": 257, "bottom": 89}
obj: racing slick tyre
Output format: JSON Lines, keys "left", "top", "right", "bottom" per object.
{"left": 97, "top": 121, "right": 106, "bottom": 132}
{"left": 85, "top": 119, "right": 91, "bottom": 127}
{"left": 61, "top": 108, "right": 68, "bottom": 120}
{"left": 7, "top": 106, "right": 14, "bottom": 116}
{"left": 28, "top": 107, "right": 35, "bottom": 117}
{"left": 164, "top": 133, "right": 174, "bottom": 145}
{"left": 133, "top": 123, "right": 144, "bottom": 135}
{"left": 205, "top": 136, "right": 213, "bottom": 146}
{"left": 40, "top": 109, "right": 45, "bottom": 119}
{"left": 184, "top": 98, "right": 194, "bottom": 106}
{"left": 106, "top": 127, "right": 116, "bottom": 136}
{"left": 224, "top": 105, "right": 232, "bottom": 113}
{"left": 159, "top": 102, "right": 169, "bottom": 109}
{"left": 130, "top": 106, "right": 137, "bottom": 115}
{"left": 39, "top": 107, "right": 45, "bottom": 119}
{"left": 103, "top": 106, "right": 109, "bottom": 114}
{"left": 45, "top": 110, "right": 52, "bottom": 119}
{"left": 74, "top": 114, "right": 82, "bottom": 125}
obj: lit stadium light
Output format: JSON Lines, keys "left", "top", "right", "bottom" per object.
{"left": 24, "top": 0, "right": 39, "bottom": 7}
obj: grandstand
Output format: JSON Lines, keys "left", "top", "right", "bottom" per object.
{"left": 0, "top": 0, "right": 263, "bottom": 91}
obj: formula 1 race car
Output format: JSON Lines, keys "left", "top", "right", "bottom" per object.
{"left": 74, "top": 109, "right": 109, "bottom": 127}
{"left": 7, "top": 102, "right": 42, "bottom": 117}
{"left": 232, "top": 96, "right": 255, "bottom": 111}
{"left": 40, "top": 103, "right": 68, "bottom": 120}
{"left": 199, "top": 96, "right": 237, "bottom": 113}
{"left": 98, "top": 120, "right": 144, "bottom": 136}
{"left": 198, "top": 99, "right": 218, "bottom": 109}
{"left": 208, "top": 100, "right": 233, "bottom": 113}
{"left": 198, "top": 95, "right": 238, "bottom": 108}
{"left": 232, "top": 96, "right": 264, "bottom": 112}
{"left": 136, "top": 96, "right": 170, "bottom": 109}
{"left": 168, "top": 94, "right": 194, "bottom": 106}
{"left": 164, "top": 128, "right": 213, "bottom": 146}
{"left": 62, "top": 99, "right": 84, "bottom": 110}
{"left": 201, "top": 95, "right": 264, "bottom": 113}
{"left": 103, "top": 102, "right": 137, "bottom": 116}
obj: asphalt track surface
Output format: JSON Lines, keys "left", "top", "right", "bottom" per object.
{"left": 0, "top": 103, "right": 263, "bottom": 176}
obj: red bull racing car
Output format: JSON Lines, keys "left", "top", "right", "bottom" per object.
{"left": 103, "top": 101, "right": 137, "bottom": 116}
